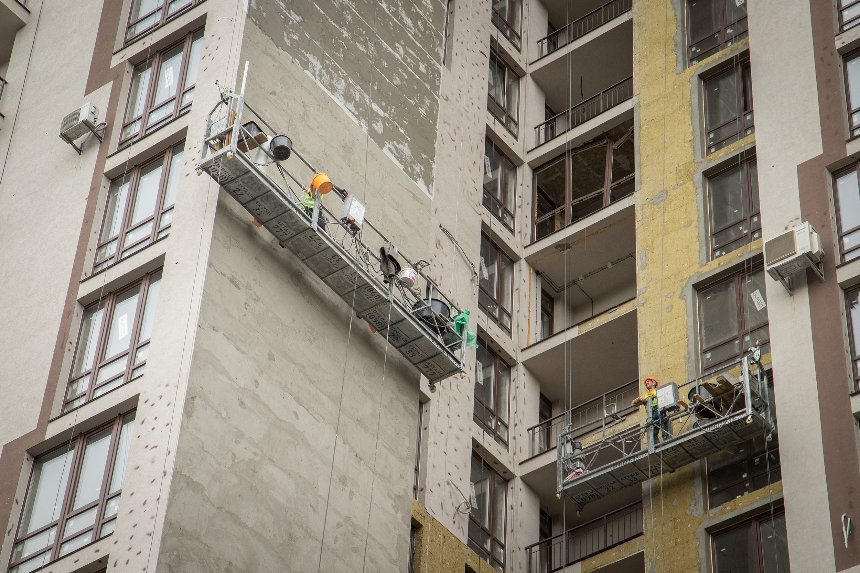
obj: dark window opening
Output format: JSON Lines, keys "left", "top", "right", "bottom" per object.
{"left": 468, "top": 453, "right": 507, "bottom": 572}
{"left": 707, "top": 154, "right": 760, "bottom": 259}
{"left": 834, "top": 164, "right": 860, "bottom": 262}
{"left": 125, "top": 0, "right": 202, "bottom": 44}
{"left": 491, "top": 0, "right": 522, "bottom": 49}
{"left": 687, "top": 0, "right": 748, "bottom": 65}
{"left": 474, "top": 341, "right": 511, "bottom": 446}
{"left": 703, "top": 57, "right": 753, "bottom": 154}
{"left": 488, "top": 51, "right": 520, "bottom": 138}
{"left": 484, "top": 138, "right": 516, "bottom": 231}
{"left": 712, "top": 511, "right": 790, "bottom": 573}
{"left": 697, "top": 265, "right": 769, "bottom": 371}
{"left": 479, "top": 234, "right": 514, "bottom": 333}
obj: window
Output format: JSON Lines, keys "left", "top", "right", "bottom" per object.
{"left": 120, "top": 29, "right": 204, "bottom": 144}
{"left": 8, "top": 413, "right": 136, "bottom": 573}
{"left": 686, "top": 0, "right": 748, "bottom": 65}
{"left": 125, "top": 0, "right": 201, "bottom": 43}
{"left": 533, "top": 121, "right": 634, "bottom": 240}
{"left": 540, "top": 289, "right": 554, "bottom": 340}
{"left": 706, "top": 155, "right": 760, "bottom": 258}
{"left": 834, "top": 165, "right": 860, "bottom": 262}
{"left": 488, "top": 52, "right": 519, "bottom": 138}
{"left": 847, "top": 51, "right": 860, "bottom": 138}
{"left": 64, "top": 270, "right": 162, "bottom": 412}
{"left": 708, "top": 435, "right": 780, "bottom": 508}
{"left": 841, "top": 0, "right": 860, "bottom": 33}
{"left": 697, "top": 265, "right": 769, "bottom": 371}
{"left": 94, "top": 143, "right": 183, "bottom": 271}
{"left": 711, "top": 511, "right": 790, "bottom": 573}
{"left": 845, "top": 287, "right": 860, "bottom": 392}
{"left": 479, "top": 234, "right": 514, "bottom": 332}
{"left": 469, "top": 453, "right": 506, "bottom": 572}
{"left": 534, "top": 394, "right": 553, "bottom": 455}
{"left": 703, "top": 58, "right": 753, "bottom": 154}
{"left": 491, "top": 0, "right": 522, "bottom": 50}
{"left": 474, "top": 341, "right": 511, "bottom": 446}
{"left": 483, "top": 138, "right": 516, "bottom": 231}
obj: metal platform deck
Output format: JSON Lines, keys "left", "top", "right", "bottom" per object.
{"left": 197, "top": 91, "right": 466, "bottom": 384}
{"left": 557, "top": 350, "right": 775, "bottom": 508}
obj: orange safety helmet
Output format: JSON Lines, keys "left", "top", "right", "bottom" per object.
{"left": 643, "top": 377, "right": 658, "bottom": 389}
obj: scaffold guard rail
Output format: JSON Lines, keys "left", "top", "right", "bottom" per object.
{"left": 195, "top": 79, "right": 466, "bottom": 385}
{"left": 557, "top": 348, "right": 774, "bottom": 508}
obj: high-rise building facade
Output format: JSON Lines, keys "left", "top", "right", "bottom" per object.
{"left": 2, "top": 1, "right": 860, "bottom": 573}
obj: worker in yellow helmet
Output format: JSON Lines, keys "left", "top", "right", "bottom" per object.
{"left": 302, "top": 187, "right": 326, "bottom": 231}
{"left": 632, "top": 377, "right": 665, "bottom": 444}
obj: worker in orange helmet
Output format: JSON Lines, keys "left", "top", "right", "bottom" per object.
{"left": 632, "top": 377, "right": 665, "bottom": 445}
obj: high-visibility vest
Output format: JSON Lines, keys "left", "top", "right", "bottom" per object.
{"left": 301, "top": 189, "right": 315, "bottom": 210}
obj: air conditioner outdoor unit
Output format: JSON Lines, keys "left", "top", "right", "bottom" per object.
{"left": 764, "top": 221, "right": 824, "bottom": 293}
{"left": 59, "top": 103, "right": 103, "bottom": 154}
{"left": 60, "top": 103, "right": 98, "bottom": 140}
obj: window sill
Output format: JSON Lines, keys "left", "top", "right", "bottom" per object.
{"left": 45, "top": 378, "right": 141, "bottom": 446}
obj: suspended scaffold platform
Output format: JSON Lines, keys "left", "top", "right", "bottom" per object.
{"left": 557, "top": 347, "right": 775, "bottom": 508}
{"left": 196, "top": 77, "right": 467, "bottom": 386}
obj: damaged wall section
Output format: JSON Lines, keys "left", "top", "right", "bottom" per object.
{"left": 247, "top": 0, "right": 447, "bottom": 195}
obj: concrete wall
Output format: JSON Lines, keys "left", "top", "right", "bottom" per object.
{"left": 155, "top": 2, "right": 447, "bottom": 571}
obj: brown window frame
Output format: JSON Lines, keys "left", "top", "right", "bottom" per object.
{"left": 844, "top": 286, "right": 860, "bottom": 392}
{"left": 710, "top": 510, "right": 789, "bottom": 573}
{"left": 841, "top": 0, "right": 860, "bottom": 33}
{"left": 846, "top": 51, "right": 860, "bottom": 140}
{"left": 479, "top": 233, "right": 514, "bottom": 333}
{"left": 483, "top": 138, "right": 516, "bottom": 232}
{"left": 8, "top": 412, "right": 136, "bottom": 572}
{"left": 706, "top": 154, "right": 760, "bottom": 259}
{"left": 532, "top": 122, "right": 635, "bottom": 241}
{"left": 468, "top": 452, "right": 507, "bottom": 572}
{"left": 474, "top": 340, "right": 511, "bottom": 446}
{"left": 833, "top": 163, "right": 860, "bottom": 263}
{"left": 488, "top": 51, "right": 519, "bottom": 138}
{"left": 540, "top": 289, "right": 554, "bottom": 340}
{"left": 697, "top": 264, "right": 769, "bottom": 372}
{"left": 686, "top": 0, "right": 748, "bottom": 65}
{"left": 124, "top": 0, "right": 202, "bottom": 45}
{"left": 94, "top": 142, "right": 184, "bottom": 272}
{"left": 63, "top": 270, "right": 162, "bottom": 413}
{"left": 703, "top": 57, "right": 754, "bottom": 155}
{"left": 119, "top": 29, "right": 203, "bottom": 145}
{"left": 491, "top": 0, "right": 522, "bottom": 50}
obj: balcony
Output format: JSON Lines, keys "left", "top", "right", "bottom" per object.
{"left": 535, "top": 0, "right": 632, "bottom": 61}
{"left": 531, "top": 16, "right": 632, "bottom": 151}
{"left": 0, "top": 0, "right": 27, "bottom": 67}
{"left": 527, "top": 380, "right": 638, "bottom": 458}
{"left": 532, "top": 120, "right": 634, "bottom": 241}
{"left": 526, "top": 500, "right": 643, "bottom": 572}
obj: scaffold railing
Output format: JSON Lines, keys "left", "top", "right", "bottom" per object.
{"left": 557, "top": 347, "right": 774, "bottom": 508}
{"left": 195, "top": 71, "right": 467, "bottom": 386}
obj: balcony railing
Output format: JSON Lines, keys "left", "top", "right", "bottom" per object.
{"left": 527, "top": 380, "right": 638, "bottom": 458}
{"left": 534, "top": 76, "right": 633, "bottom": 147}
{"left": 842, "top": 0, "right": 860, "bottom": 31}
{"left": 526, "top": 502, "right": 643, "bottom": 573}
{"left": 535, "top": 0, "right": 632, "bottom": 60}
